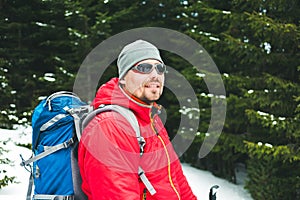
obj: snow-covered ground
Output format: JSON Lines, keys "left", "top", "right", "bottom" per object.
{"left": 0, "top": 126, "right": 253, "bottom": 200}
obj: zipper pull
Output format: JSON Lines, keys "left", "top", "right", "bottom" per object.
{"left": 142, "top": 188, "right": 147, "bottom": 200}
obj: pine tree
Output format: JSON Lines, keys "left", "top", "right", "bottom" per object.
{"left": 179, "top": 0, "right": 300, "bottom": 199}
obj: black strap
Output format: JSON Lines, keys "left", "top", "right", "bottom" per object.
{"left": 26, "top": 173, "right": 34, "bottom": 200}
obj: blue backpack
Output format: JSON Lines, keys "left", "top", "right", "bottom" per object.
{"left": 20, "top": 91, "right": 155, "bottom": 200}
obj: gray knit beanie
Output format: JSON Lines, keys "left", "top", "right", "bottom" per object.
{"left": 117, "top": 40, "right": 163, "bottom": 79}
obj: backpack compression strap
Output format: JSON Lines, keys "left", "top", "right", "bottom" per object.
{"left": 20, "top": 138, "right": 74, "bottom": 167}
{"left": 21, "top": 106, "right": 78, "bottom": 167}
{"left": 81, "top": 105, "right": 156, "bottom": 195}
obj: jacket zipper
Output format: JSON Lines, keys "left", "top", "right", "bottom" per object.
{"left": 142, "top": 188, "right": 147, "bottom": 200}
{"left": 150, "top": 112, "right": 181, "bottom": 200}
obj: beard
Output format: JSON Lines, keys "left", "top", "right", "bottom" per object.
{"left": 139, "top": 77, "right": 164, "bottom": 104}
{"left": 121, "top": 75, "right": 165, "bottom": 105}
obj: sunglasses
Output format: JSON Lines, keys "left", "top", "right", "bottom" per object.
{"left": 131, "top": 63, "right": 166, "bottom": 75}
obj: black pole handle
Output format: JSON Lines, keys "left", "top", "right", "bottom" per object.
{"left": 209, "top": 185, "right": 219, "bottom": 200}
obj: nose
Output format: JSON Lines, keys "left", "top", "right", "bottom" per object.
{"left": 149, "top": 66, "right": 160, "bottom": 78}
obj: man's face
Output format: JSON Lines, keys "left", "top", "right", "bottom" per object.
{"left": 121, "top": 59, "right": 165, "bottom": 104}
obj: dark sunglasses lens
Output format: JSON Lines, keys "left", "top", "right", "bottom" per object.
{"left": 156, "top": 64, "right": 166, "bottom": 73}
{"left": 137, "top": 63, "right": 153, "bottom": 73}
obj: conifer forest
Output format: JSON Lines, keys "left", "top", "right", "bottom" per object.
{"left": 0, "top": 1, "right": 299, "bottom": 199}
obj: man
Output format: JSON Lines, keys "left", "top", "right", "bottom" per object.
{"left": 78, "top": 40, "right": 197, "bottom": 200}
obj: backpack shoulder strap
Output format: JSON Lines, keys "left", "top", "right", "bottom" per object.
{"left": 68, "top": 105, "right": 93, "bottom": 141}
{"left": 81, "top": 105, "right": 156, "bottom": 195}
{"left": 105, "top": 105, "right": 145, "bottom": 155}
{"left": 81, "top": 105, "right": 146, "bottom": 155}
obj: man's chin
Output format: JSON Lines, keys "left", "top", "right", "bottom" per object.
{"left": 142, "top": 95, "right": 160, "bottom": 104}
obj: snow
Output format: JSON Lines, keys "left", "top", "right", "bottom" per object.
{"left": 0, "top": 126, "right": 253, "bottom": 200}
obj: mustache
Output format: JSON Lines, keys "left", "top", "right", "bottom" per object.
{"left": 143, "top": 77, "right": 163, "bottom": 85}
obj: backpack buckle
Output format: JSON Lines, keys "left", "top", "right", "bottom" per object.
{"left": 137, "top": 136, "right": 146, "bottom": 156}
{"left": 63, "top": 138, "right": 74, "bottom": 148}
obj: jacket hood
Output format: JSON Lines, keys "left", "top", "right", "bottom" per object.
{"left": 92, "top": 78, "right": 160, "bottom": 123}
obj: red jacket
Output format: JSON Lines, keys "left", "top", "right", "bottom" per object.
{"left": 78, "top": 78, "right": 197, "bottom": 200}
